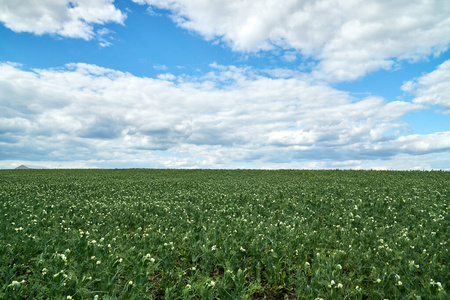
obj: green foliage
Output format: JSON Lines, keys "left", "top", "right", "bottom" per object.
{"left": 0, "top": 169, "right": 448, "bottom": 299}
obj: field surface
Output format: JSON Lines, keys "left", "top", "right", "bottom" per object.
{"left": 0, "top": 169, "right": 448, "bottom": 299}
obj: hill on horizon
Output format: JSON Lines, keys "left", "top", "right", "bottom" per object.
{"left": 14, "top": 165, "right": 48, "bottom": 169}
{"left": 15, "top": 165, "right": 31, "bottom": 169}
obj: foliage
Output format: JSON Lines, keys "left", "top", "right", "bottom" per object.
{"left": 0, "top": 169, "right": 448, "bottom": 299}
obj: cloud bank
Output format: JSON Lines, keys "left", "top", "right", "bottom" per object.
{"left": 1, "top": 61, "right": 449, "bottom": 169}
{"left": 134, "top": 0, "right": 450, "bottom": 81}
{"left": 0, "top": 0, "right": 125, "bottom": 40}
{"left": 2, "top": 0, "right": 449, "bottom": 81}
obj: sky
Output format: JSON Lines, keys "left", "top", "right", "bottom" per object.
{"left": 0, "top": 0, "right": 450, "bottom": 170}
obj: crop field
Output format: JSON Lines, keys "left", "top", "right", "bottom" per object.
{"left": 0, "top": 169, "right": 448, "bottom": 299}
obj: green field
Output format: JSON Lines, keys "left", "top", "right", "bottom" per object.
{"left": 0, "top": 169, "right": 448, "bottom": 299}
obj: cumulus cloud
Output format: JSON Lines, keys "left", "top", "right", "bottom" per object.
{"left": 2, "top": 61, "right": 448, "bottom": 169}
{"left": 0, "top": 0, "right": 125, "bottom": 40}
{"left": 134, "top": 0, "right": 450, "bottom": 81}
{"left": 402, "top": 59, "right": 450, "bottom": 114}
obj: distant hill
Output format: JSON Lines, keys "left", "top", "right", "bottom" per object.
{"left": 15, "top": 165, "right": 31, "bottom": 169}
{"left": 14, "top": 165, "right": 48, "bottom": 169}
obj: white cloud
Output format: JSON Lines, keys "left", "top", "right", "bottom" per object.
{"left": 283, "top": 51, "right": 297, "bottom": 62}
{"left": 96, "top": 27, "right": 115, "bottom": 47}
{"left": 1, "top": 61, "right": 448, "bottom": 169}
{"left": 134, "top": 0, "right": 450, "bottom": 81}
{"left": 153, "top": 64, "right": 168, "bottom": 71}
{"left": 396, "top": 132, "right": 450, "bottom": 153}
{"left": 402, "top": 59, "right": 450, "bottom": 114}
{"left": 0, "top": 0, "right": 125, "bottom": 40}
{"left": 157, "top": 73, "right": 176, "bottom": 81}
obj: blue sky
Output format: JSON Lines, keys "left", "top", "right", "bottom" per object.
{"left": 1, "top": 0, "right": 449, "bottom": 169}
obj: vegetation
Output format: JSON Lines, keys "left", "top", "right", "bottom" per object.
{"left": 0, "top": 169, "right": 448, "bottom": 299}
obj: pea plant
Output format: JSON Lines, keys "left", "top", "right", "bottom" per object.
{"left": 0, "top": 169, "right": 448, "bottom": 299}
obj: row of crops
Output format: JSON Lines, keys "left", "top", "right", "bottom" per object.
{"left": 0, "top": 169, "right": 448, "bottom": 299}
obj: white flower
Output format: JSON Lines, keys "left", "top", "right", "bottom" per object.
{"left": 331, "top": 280, "right": 335, "bottom": 285}
{"left": 337, "top": 264, "right": 342, "bottom": 269}
{"left": 337, "top": 283, "right": 343, "bottom": 288}
{"left": 209, "top": 280, "right": 215, "bottom": 287}
{"left": 96, "top": 260, "right": 101, "bottom": 265}
{"left": 9, "top": 280, "right": 21, "bottom": 288}
{"left": 128, "top": 280, "right": 134, "bottom": 286}
{"left": 240, "top": 247, "right": 246, "bottom": 252}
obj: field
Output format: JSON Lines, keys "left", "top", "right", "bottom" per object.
{"left": 0, "top": 169, "right": 448, "bottom": 299}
